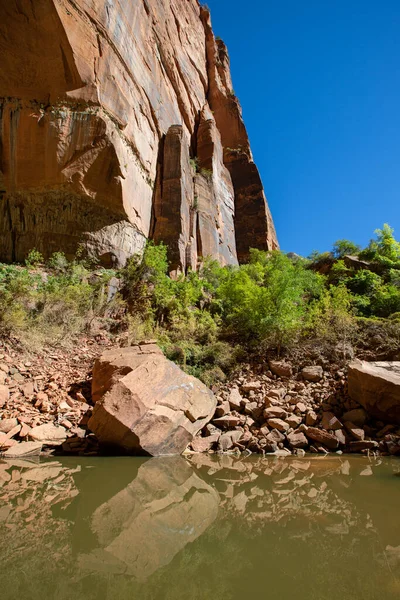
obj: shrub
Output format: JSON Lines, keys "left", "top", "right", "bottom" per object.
{"left": 47, "top": 251, "right": 69, "bottom": 272}
{"left": 0, "top": 254, "right": 121, "bottom": 345}
{"left": 25, "top": 249, "right": 44, "bottom": 267}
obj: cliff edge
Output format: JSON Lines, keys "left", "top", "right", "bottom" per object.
{"left": 0, "top": 0, "right": 278, "bottom": 269}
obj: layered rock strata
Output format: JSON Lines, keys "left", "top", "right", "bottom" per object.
{"left": 0, "top": 0, "right": 278, "bottom": 268}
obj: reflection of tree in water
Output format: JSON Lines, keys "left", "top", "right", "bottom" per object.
{"left": 0, "top": 455, "right": 399, "bottom": 600}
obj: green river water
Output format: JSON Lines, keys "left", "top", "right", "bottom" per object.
{"left": 0, "top": 454, "right": 399, "bottom": 600}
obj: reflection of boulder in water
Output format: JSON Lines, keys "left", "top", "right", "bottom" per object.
{"left": 79, "top": 457, "right": 219, "bottom": 580}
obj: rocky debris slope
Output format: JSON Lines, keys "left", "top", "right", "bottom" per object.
{"left": 88, "top": 343, "right": 216, "bottom": 455}
{"left": 1, "top": 338, "right": 400, "bottom": 458}
{"left": 0, "top": 335, "right": 109, "bottom": 457}
{"left": 188, "top": 359, "right": 400, "bottom": 456}
{"left": 0, "top": 0, "right": 277, "bottom": 268}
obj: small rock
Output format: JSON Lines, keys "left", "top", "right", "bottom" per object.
{"left": 0, "top": 438, "right": 17, "bottom": 450}
{"left": 265, "top": 388, "right": 286, "bottom": 401}
{"left": 286, "top": 414, "right": 302, "bottom": 428}
{"left": 1, "top": 441, "right": 43, "bottom": 457}
{"left": 342, "top": 408, "right": 367, "bottom": 427}
{"left": 263, "top": 406, "right": 288, "bottom": 420}
{"left": 306, "top": 427, "right": 339, "bottom": 450}
{"left": 302, "top": 366, "right": 323, "bottom": 382}
{"left": 29, "top": 423, "right": 67, "bottom": 446}
{"left": 287, "top": 431, "right": 308, "bottom": 449}
{"left": 321, "top": 411, "right": 343, "bottom": 431}
{"left": 5, "top": 424, "right": 21, "bottom": 439}
{"left": 58, "top": 400, "right": 71, "bottom": 413}
{"left": 12, "top": 372, "right": 25, "bottom": 383}
{"left": 344, "top": 421, "right": 365, "bottom": 441}
{"left": 204, "top": 423, "right": 220, "bottom": 437}
{"left": 305, "top": 410, "right": 318, "bottom": 426}
{"left": 334, "top": 429, "right": 347, "bottom": 445}
{"left": 349, "top": 440, "right": 378, "bottom": 452}
{"left": 19, "top": 423, "right": 31, "bottom": 438}
{"left": 294, "top": 448, "right": 306, "bottom": 457}
{"left": 191, "top": 433, "right": 220, "bottom": 452}
{"left": 22, "top": 382, "right": 35, "bottom": 398}
{"left": 267, "top": 418, "right": 290, "bottom": 432}
{"left": 266, "top": 429, "right": 285, "bottom": 444}
{"left": 0, "top": 418, "right": 18, "bottom": 434}
{"left": 214, "top": 401, "right": 230, "bottom": 418}
{"left": 269, "top": 360, "right": 292, "bottom": 378}
{"left": 241, "top": 381, "right": 262, "bottom": 393}
{"left": 213, "top": 416, "right": 241, "bottom": 429}
{"left": 0, "top": 384, "right": 9, "bottom": 407}
{"left": 219, "top": 430, "right": 242, "bottom": 451}
{"left": 228, "top": 388, "right": 243, "bottom": 411}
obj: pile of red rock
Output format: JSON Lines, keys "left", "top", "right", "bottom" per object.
{"left": 1, "top": 336, "right": 400, "bottom": 458}
{"left": 189, "top": 359, "right": 400, "bottom": 456}
{"left": 0, "top": 337, "right": 108, "bottom": 457}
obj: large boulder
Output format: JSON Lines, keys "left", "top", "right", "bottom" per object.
{"left": 348, "top": 361, "right": 400, "bottom": 424}
{"left": 88, "top": 344, "right": 216, "bottom": 456}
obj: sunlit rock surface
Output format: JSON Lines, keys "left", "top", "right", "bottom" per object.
{"left": 88, "top": 344, "right": 216, "bottom": 455}
{"left": 0, "top": 0, "right": 278, "bottom": 268}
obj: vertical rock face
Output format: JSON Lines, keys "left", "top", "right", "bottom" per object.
{"left": 0, "top": 0, "right": 278, "bottom": 268}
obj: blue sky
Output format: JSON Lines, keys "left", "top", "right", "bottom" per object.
{"left": 206, "top": 0, "right": 400, "bottom": 256}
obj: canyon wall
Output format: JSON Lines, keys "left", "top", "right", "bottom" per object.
{"left": 0, "top": 0, "right": 278, "bottom": 269}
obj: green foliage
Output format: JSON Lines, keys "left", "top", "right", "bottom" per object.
{"left": 312, "top": 224, "right": 400, "bottom": 319}
{"left": 332, "top": 239, "right": 361, "bottom": 258}
{"left": 3, "top": 224, "right": 400, "bottom": 382}
{"left": 47, "top": 251, "right": 69, "bottom": 272}
{"left": 328, "top": 259, "right": 350, "bottom": 285}
{"left": 0, "top": 254, "right": 120, "bottom": 345}
{"left": 305, "top": 284, "right": 356, "bottom": 343}
{"left": 25, "top": 249, "right": 44, "bottom": 267}
{"left": 370, "top": 285, "right": 400, "bottom": 318}
{"left": 308, "top": 250, "right": 333, "bottom": 267}
{"left": 124, "top": 246, "right": 339, "bottom": 378}
{"left": 216, "top": 251, "right": 324, "bottom": 352}
{"left": 346, "top": 270, "right": 382, "bottom": 297}
{"left": 360, "top": 224, "right": 400, "bottom": 266}
{"left": 189, "top": 157, "right": 200, "bottom": 172}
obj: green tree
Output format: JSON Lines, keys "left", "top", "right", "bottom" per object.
{"left": 332, "top": 239, "right": 361, "bottom": 258}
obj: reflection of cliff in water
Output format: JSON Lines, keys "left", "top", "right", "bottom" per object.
{"left": 77, "top": 457, "right": 220, "bottom": 579}
{"left": 0, "top": 455, "right": 399, "bottom": 600}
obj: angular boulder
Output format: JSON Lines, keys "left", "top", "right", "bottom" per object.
{"left": 88, "top": 344, "right": 216, "bottom": 456}
{"left": 29, "top": 424, "right": 67, "bottom": 446}
{"left": 348, "top": 361, "right": 400, "bottom": 424}
{"left": 305, "top": 427, "right": 339, "bottom": 450}
{"left": 1, "top": 441, "right": 43, "bottom": 458}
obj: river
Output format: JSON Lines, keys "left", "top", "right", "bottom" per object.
{"left": 0, "top": 454, "right": 399, "bottom": 599}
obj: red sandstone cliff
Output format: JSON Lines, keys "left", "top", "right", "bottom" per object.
{"left": 0, "top": 0, "right": 278, "bottom": 269}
